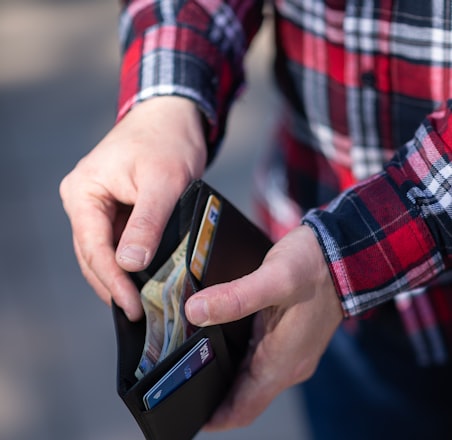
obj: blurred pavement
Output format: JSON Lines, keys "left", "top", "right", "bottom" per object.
{"left": 0, "top": 1, "right": 311, "bottom": 439}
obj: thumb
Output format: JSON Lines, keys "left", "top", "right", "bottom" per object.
{"left": 116, "top": 184, "right": 180, "bottom": 272}
{"left": 185, "top": 266, "right": 276, "bottom": 326}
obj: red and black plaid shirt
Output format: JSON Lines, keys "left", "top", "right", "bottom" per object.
{"left": 117, "top": 0, "right": 452, "bottom": 365}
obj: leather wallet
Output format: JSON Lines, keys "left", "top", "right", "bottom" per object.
{"left": 112, "top": 179, "right": 272, "bottom": 440}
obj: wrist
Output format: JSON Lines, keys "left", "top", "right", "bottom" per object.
{"left": 301, "top": 225, "right": 345, "bottom": 322}
{"left": 121, "top": 96, "right": 208, "bottom": 178}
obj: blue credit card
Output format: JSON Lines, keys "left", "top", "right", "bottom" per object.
{"left": 143, "top": 337, "right": 215, "bottom": 410}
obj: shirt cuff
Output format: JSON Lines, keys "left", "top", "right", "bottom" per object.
{"left": 115, "top": 1, "right": 260, "bottom": 160}
{"left": 302, "top": 171, "right": 443, "bottom": 317}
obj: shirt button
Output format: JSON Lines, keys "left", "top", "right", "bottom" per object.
{"left": 361, "top": 71, "right": 376, "bottom": 87}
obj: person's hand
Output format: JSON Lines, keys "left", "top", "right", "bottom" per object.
{"left": 60, "top": 97, "right": 207, "bottom": 320}
{"left": 185, "top": 225, "right": 343, "bottom": 430}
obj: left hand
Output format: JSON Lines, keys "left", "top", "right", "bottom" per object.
{"left": 185, "top": 225, "right": 343, "bottom": 430}
{"left": 60, "top": 97, "right": 207, "bottom": 320}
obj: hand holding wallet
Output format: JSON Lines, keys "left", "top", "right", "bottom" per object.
{"left": 112, "top": 180, "right": 272, "bottom": 440}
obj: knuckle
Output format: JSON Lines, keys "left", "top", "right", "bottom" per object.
{"left": 223, "top": 282, "right": 247, "bottom": 320}
{"left": 128, "top": 212, "right": 158, "bottom": 233}
{"left": 59, "top": 175, "right": 68, "bottom": 198}
{"left": 59, "top": 173, "right": 74, "bottom": 207}
{"left": 236, "top": 415, "right": 254, "bottom": 429}
{"left": 83, "top": 248, "right": 96, "bottom": 272}
{"left": 78, "top": 260, "right": 91, "bottom": 281}
{"left": 294, "top": 356, "right": 319, "bottom": 382}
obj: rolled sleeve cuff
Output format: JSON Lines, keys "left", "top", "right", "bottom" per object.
{"left": 116, "top": 36, "right": 225, "bottom": 157}
{"left": 302, "top": 172, "right": 444, "bottom": 317}
{"left": 115, "top": 1, "right": 259, "bottom": 159}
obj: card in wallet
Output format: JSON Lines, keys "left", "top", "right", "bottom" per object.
{"left": 112, "top": 179, "right": 273, "bottom": 440}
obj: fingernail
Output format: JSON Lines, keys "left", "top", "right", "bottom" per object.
{"left": 187, "top": 297, "right": 209, "bottom": 325}
{"left": 118, "top": 245, "right": 148, "bottom": 267}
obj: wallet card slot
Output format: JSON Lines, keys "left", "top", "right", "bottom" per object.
{"left": 124, "top": 325, "right": 232, "bottom": 406}
{"left": 123, "top": 325, "right": 232, "bottom": 440}
{"left": 139, "top": 358, "right": 228, "bottom": 440}
{"left": 142, "top": 357, "right": 222, "bottom": 414}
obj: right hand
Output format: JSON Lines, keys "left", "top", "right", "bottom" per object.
{"left": 185, "top": 225, "right": 342, "bottom": 430}
{"left": 60, "top": 96, "right": 207, "bottom": 321}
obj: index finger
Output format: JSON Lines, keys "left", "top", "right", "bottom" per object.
{"left": 185, "top": 264, "right": 280, "bottom": 326}
{"left": 71, "top": 199, "right": 143, "bottom": 320}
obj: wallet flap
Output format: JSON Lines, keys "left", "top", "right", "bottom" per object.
{"left": 185, "top": 182, "right": 273, "bottom": 365}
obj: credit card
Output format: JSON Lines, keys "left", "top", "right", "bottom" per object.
{"left": 190, "top": 194, "right": 221, "bottom": 281}
{"left": 143, "top": 337, "right": 215, "bottom": 410}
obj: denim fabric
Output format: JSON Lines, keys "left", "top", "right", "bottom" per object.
{"left": 299, "top": 304, "right": 452, "bottom": 440}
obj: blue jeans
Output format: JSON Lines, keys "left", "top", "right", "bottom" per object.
{"left": 298, "top": 304, "right": 452, "bottom": 440}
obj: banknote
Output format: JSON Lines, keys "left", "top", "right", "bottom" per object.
{"left": 165, "top": 264, "right": 195, "bottom": 356}
{"left": 159, "top": 261, "right": 185, "bottom": 361}
{"left": 135, "top": 234, "right": 189, "bottom": 379}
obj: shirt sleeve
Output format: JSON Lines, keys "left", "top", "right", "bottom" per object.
{"left": 302, "top": 101, "right": 452, "bottom": 317}
{"left": 116, "top": 0, "right": 263, "bottom": 159}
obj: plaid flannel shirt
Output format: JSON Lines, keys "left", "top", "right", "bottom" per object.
{"left": 117, "top": 0, "right": 452, "bottom": 365}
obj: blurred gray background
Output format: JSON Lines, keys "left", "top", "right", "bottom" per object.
{"left": 0, "top": 1, "right": 311, "bottom": 439}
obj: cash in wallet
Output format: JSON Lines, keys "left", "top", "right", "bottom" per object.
{"left": 136, "top": 193, "right": 221, "bottom": 378}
